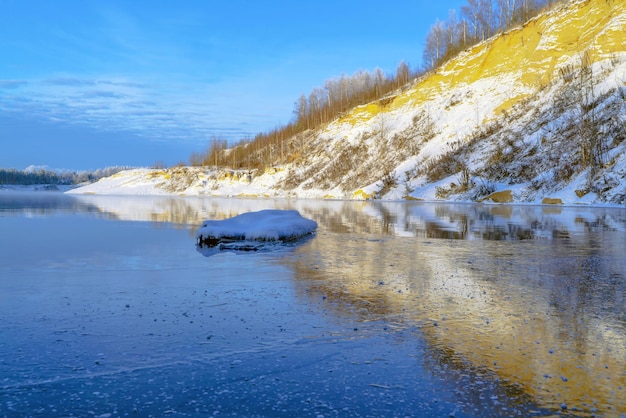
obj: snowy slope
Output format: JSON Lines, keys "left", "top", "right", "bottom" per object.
{"left": 69, "top": 0, "right": 626, "bottom": 206}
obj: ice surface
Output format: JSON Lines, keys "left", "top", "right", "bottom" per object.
{"left": 196, "top": 209, "right": 317, "bottom": 249}
{"left": 2, "top": 194, "right": 625, "bottom": 416}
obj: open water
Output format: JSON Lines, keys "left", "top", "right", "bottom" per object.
{"left": 1, "top": 191, "right": 625, "bottom": 417}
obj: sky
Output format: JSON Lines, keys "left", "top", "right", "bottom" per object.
{"left": 0, "top": 0, "right": 466, "bottom": 171}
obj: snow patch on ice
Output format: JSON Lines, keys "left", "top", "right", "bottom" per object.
{"left": 196, "top": 209, "right": 317, "bottom": 251}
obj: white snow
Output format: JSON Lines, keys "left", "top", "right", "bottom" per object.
{"left": 196, "top": 209, "right": 317, "bottom": 249}
{"left": 66, "top": 168, "right": 170, "bottom": 196}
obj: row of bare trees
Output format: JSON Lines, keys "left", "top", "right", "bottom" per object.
{"left": 423, "top": 0, "right": 565, "bottom": 69}
{"left": 293, "top": 62, "right": 411, "bottom": 131}
{"left": 191, "top": 0, "right": 566, "bottom": 170}
{"left": 191, "top": 64, "right": 412, "bottom": 170}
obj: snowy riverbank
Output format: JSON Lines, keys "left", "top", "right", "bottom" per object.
{"left": 65, "top": 166, "right": 626, "bottom": 208}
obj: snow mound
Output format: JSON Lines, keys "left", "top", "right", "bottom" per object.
{"left": 66, "top": 168, "right": 170, "bottom": 196}
{"left": 196, "top": 209, "right": 317, "bottom": 251}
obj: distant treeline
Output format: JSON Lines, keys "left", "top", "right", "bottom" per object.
{"left": 0, "top": 167, "right": 130, "bottom": 185}
{"left": 189, "top": 0, "right": 567, "bottom": 171}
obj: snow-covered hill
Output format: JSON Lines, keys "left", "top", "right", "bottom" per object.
{"left": 69, "top": 0, "right": 626, "bottom": 205}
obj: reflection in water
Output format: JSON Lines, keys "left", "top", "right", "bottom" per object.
{"left": 0, "top": 191, "right": 98, "bottom": 217}
{"left": 4, "top": 191, "right": 625, "bottom": 415}
{"left": 6, "top": 192, "right": 623, "bottom": 241}
{"left": 287, "top": 203, "right": 626, "bottom": 416}
{"left": 196, "top": 236, "right": 315, "bottom": 258}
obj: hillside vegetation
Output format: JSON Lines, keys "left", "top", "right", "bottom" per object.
{"left": 191, "top": 0, "right": 562, "bottom": 171}
{"left": 73, "top": 0, "right": 626, "bottom": 205}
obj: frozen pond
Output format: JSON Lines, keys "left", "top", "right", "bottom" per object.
{"left": 1, "top": 192, "right": 625, "bottom": 417}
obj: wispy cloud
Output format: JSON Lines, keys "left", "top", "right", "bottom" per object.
{"left": 0, "top": 80, "right": 28, "bottom": 89}
{"left": 0, "top": 3, "right": 301, "bottom": 150}
{"left": 77, "top": 90, "right": 128, "bottom": 100}
{"left": 45, "top": 77, "right": 97, "bottom": 86}
{"left": 45, "top": 77, "right": 145, "bottom": 89}
{"left": 0, "top": 73, "right": 275, "bottom": 145}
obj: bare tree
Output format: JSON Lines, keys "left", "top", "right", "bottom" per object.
{"left": 293, "top": 94, "right": 309, "bottom": 130}
{"left": 462, "top": 0, "right": 482, "bottom": 42}
{"left": 424, "top": 19, "right": 447, "bottom": 69}
{"left": 496, "top": 0, "right": 515, "bottom": 29}
{"left": 576, "top": 51, "right": 603, "bottom": 175}
{"left": 396, "top": 60, "right": 410, "bottom": 88}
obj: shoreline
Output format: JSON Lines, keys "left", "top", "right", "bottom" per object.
{"left": 2, "top": 180, "right": 625, "bottom": 210}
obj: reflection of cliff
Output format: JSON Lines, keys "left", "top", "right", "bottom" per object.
{"left": 63, "top": 193, "right": 626, "bottom": 243}
{"left": 418, "top": 241, "right": 626, "bottom": 415}
{"left": 70, "top": 195, "right": 214, "bottom": 227}
{"left": 285, "top": 203, "right": 626, "bottom": 416}
{"left": 298, "top": 201, "right": 626, "bottom": 242}
{"left": 69, "top": 195, "right": 315, "bottom": 229}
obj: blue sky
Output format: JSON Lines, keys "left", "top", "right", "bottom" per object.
{"left": 1, "top": 0, "right": 465, "bottom": 170}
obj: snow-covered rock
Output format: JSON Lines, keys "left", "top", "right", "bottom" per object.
{"left": 196, "top": 209, "right": 317, "bottom": 250}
